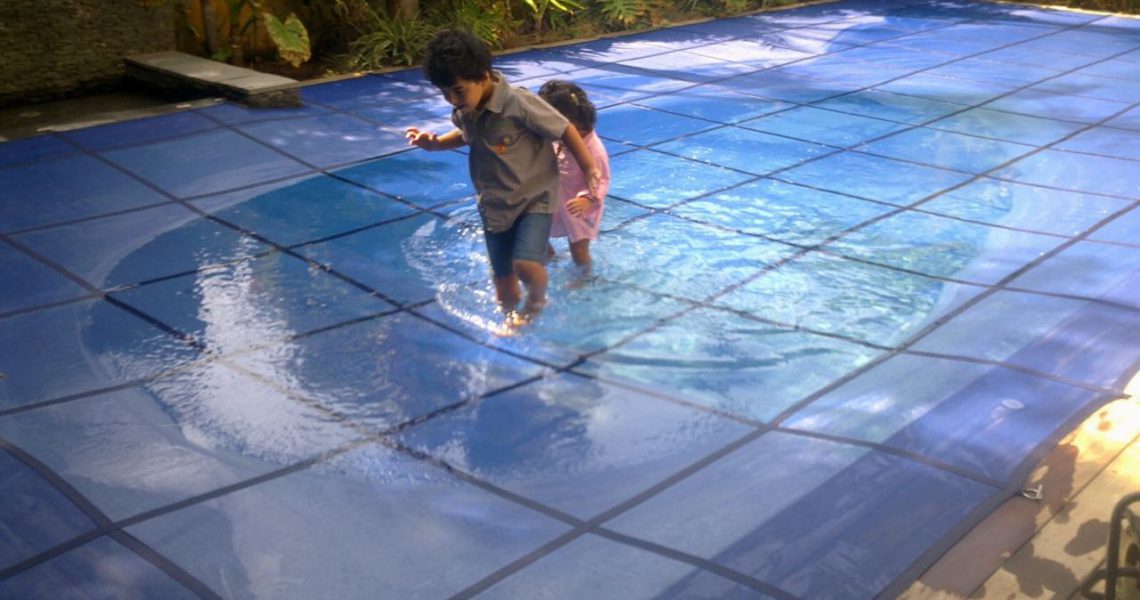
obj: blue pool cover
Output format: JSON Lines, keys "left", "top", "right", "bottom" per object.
{"left": 2, "top": 0, "right": 1140, "bottom": 598}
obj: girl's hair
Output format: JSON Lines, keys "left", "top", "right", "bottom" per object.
{"left": 538, "top": 80, "right": 597, "bottom": 135}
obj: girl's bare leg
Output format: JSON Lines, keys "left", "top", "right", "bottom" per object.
{"left": 565, "top": 240, "right": 593, "bottom": 290}
{"left": 546, "top": 241, "right": 557, "bottom": 261}
{"left": 569, "top": 239, "right": 591, "bottom": 268}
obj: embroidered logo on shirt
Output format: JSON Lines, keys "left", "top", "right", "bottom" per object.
{"left": 486, "top": 117, "right": 521, "bottom": 154}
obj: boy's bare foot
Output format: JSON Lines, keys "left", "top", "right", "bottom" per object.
{"left": 505, "top": 298, "right": 546, "bottom": 328}
{"left": 499, "top": 310, "right": 526, "bottom": 332}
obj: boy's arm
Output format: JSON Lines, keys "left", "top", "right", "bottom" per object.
{"left": 405, "top": 128, "right": 466, "bottom": 151}
{"left": 560, "top": 124, "right": 602, "bottom": 198}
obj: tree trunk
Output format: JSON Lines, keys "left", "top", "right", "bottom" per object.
{"left": 227, "top": 0, "right": 247, "bottom": 66}
{"left": 397, "top": 0, "right": 419, "bottom": 18}
{"left": 201, "top": 0, "right": 219, "bottom": 56}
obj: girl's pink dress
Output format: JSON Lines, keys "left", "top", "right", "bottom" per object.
{"left": 551, "top": 132, "right": 611, "bottom": 242}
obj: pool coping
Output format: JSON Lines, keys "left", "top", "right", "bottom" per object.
{"left": 901, "top": 371, "right": 1140, "bottom": 600}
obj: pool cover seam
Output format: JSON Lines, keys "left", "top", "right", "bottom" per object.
{"left": 106, "top": 530, "right": 226, "bottom": 600}
{"left": 770, "top": 426, "right": 1051, "bottom": 488}
{"left": 765, "top": 152, "right": 1140, "bottom": 429}
{"left": 592, "top": 161, "right": 1126, "bottom": 406}
{"left": 0, "top": 436, "right": 223, "bottom": 598}
{"left": 656, "top": 203, "right": 1140, "bottom": 315}
{"left": 957, "top": 402, "right": 1140, "bottom": 600}
{"left": 635, "top": 63, "right": 1133, "bottom": 197}
{"left": 598, "top": 36, "right": 1140, "bottom": 255}
{"left": 606, "top": 169, "right": 1140, "bottom": 251}
{"left": 0, "top": 10, "right": 1116, "bottom": 242}
{"left": 0, "top": 291, "right": 98, "bottom": 321}
{"left": 878, "top": 373, "right": 1140, "bottom": 599}
{"left": 2, "top": 387, "right": 785, "bottom": 598}
{"left": 0, "top": 0, "right": 1126, "bottom": 438}
{"left": 40, "top": 133, "right": 442, "bottom": 318}
{"left": 512, "top": 74, "right": 1140, "bottom": 600}
{"left": 586, "top": 276, "right": 1129, "bottom": 396}
{"left": 592, "top": 527, "right": 805, "bottom": 600}
{"left": 599, "top": 61, "right": 1140, "bottom": 363}
{"left": 0, "top": 357, "right": 560, "bottom": 586}
{"left": 438, "top": 413, "right": 1009, "bottom": 600}
{"left": 1, "top": 5, "right": 1136, "bottom": 598}
{"left": 441, "top": 426, "right": 790, "bottom": 600}
{"left": 0, "top": 79, "right": 1117, "bottom": 600}
{"left": 6, "top": 137, "right": 1121, "bottom": 593}
{"left": 238, "top": 15, "right": 1140, "bottom": 600}
{"left": 0, "top": 232, "right": 211, "bottom": 356}
{"left": 0, "top": 329, "right": 1026, "bottom": 599}
{"left": 0, "top": 3, "right": 1109, "bottom": 175}
{"left": 0, "top": 433, "right": 385, "bottom": 584}
{"left": 594, "top": 9, "right": 1128, "bottom": 166}
{"left": 740, "top": 175, "right": 1140, "bottom": 599}
{"left": 6, "top": 0, "right": 1121, "bottom": 584}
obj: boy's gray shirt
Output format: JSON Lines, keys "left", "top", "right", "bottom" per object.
{"left": 452, "top": 71, "right": 568, "bottom": 233}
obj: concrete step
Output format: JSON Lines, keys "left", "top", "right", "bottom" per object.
{"left": 125, "top": 51, "right": 300, "bottom": 108}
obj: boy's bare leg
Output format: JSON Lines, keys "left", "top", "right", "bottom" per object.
{"left": 493, "top": 273, "right": 521, "bottom": 314}
{"left": 513, "top": 259, "right": 548, "bottom": 318}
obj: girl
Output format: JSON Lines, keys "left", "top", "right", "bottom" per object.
{"left": 539, "top": 80, "right": 611, "bottom": 270}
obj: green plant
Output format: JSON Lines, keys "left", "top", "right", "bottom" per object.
{"left": 217, "top": 0, "right": 259, "bottom": 64}
{"left": 597, "top": 0, "right": 650, "bottom": 26}
{"left": 439, "top": 0, "right": 517, "bottom": 48}
{"left": 679, "top": 0, "right": 761, "bottom": 13}
{"left": 263, "top": 12, "right": 311, "bottom": 67}
{"left": 521, "top": 0, "right": 585, "bottom": 34}
{"left": 345, "top": 7, "right": 433, "bottom": 68}
{"left": 189, "top": 0, "right": 312, "bottom": 67}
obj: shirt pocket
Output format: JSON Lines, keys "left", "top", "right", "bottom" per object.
{"left": 483, "top": 118, "right": 526, "bottom": 154}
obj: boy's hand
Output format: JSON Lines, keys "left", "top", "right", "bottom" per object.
{"left": 567, "top": 194, "right": 594, "bottom": 218}
{"left": 405, "top": 128, "right": 439, "bottom": 151}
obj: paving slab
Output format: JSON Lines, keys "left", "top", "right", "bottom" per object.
{"left": 126, "top": 51, "right": 301, "bottom": 107}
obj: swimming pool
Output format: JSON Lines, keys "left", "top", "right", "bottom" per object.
{"left": 2, "top": 0, "right": 1139, "bottom": 598}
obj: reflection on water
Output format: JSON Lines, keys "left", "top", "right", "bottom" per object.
{"left": 403, "top": 206, "right": 516, "bottom": 336}
{"left": 79, "top": 149, "right": 1008, "bottom": 465}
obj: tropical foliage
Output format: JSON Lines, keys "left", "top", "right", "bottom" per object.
{"left": 328, "top": 0, "right": 802, "bottom": 71}
{"left": 163, "top": 0, "right": 1138, "bottom": 74}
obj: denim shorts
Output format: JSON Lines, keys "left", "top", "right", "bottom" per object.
{"left": 484, "top": 212, "right": 553, "bottom": 277}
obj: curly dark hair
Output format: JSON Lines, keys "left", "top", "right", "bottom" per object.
{"left": 538, "top": 80, "right": 597, "bottom": 135}
{"left": 422, "top": 28, "right": 492, "bottom": 88}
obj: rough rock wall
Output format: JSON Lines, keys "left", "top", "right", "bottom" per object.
{"left": 0, "top": 0, "right": 176, "bottom": 106}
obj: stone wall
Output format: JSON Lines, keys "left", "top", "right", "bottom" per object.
{"left": 0, "top": 0, "right": 176, "bottom": 107}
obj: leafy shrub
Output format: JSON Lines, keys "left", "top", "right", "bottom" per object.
{"left": 596, "top": 0, "right": 652, "bottom": 27}
{"left": 431, "top": 0, "right": 517, "bottom": 48}
{"left": 263, "top": 13, "right": 311, "bottom": 67}
{"left": 520, "top": 0, "right": 586, "bottom": 33}
{"left": 345, "top": 7, "right": 433, "bottom": 68}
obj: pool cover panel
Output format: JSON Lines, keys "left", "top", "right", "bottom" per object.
{"left": 1, "top": 1, "right": 1139, "bottom": 598}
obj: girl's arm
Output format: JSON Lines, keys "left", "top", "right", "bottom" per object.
{"left": 405, "top": 128, "right": 466, "bottom": 151}
{"left": 560, "top": 124, "right": 602, "bottom": 197}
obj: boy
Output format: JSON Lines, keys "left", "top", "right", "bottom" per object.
{"left": 405, "top": 28, "right": 601, "bottom": 324}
